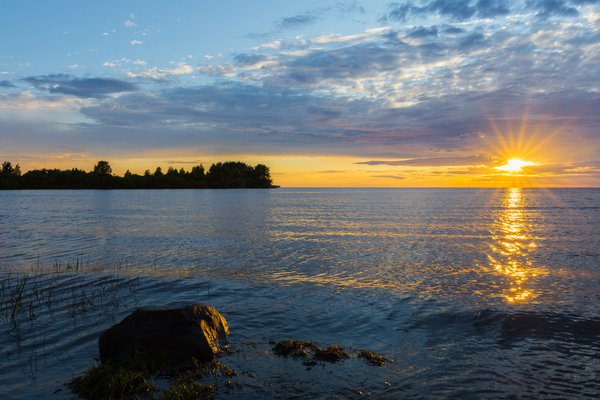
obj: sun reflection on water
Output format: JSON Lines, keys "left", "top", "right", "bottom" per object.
{"left": 488, "top": 188, "right": 544, "bottom": 303}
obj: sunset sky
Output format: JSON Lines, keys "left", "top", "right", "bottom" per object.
{"left": 1, "top": 0, "right": 599, "bottom": 186}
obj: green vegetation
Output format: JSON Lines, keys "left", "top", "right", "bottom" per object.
{"left": 69, "top": 361, "right": 157, "bottom": 400}
{"left": 0, "top": 160, "right": 275, "bottom": 189}
{"left": 69, "top": 356, "right": 236, "bottom": 400}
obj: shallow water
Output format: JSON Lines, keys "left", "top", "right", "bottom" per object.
{"left": 1, "top": 188, "right": 599, "bottom": 398}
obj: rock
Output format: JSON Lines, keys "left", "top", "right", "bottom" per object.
{"left": 99, "top": 305, "right": 229, "bottom": 366}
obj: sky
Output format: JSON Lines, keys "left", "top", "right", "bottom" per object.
{"left": 0, "top": 0, "right": 599, "bottom": 187}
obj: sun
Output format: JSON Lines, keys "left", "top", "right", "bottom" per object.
{"left": 495, "top": 158, "right": 539, "bottom": 173}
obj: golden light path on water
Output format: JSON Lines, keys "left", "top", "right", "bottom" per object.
{"left": 488, "top": 188, "right": 546, "bottom": 303}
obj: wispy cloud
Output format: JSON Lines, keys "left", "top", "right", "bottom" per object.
{"left": 278, "top": 10, "right": 322, "bottom": 29}
{"left": 124, "top": 13, "right": 137, "bottom": 28}
{"left": 357, "top": 155, "right": 491, "bottom": 166}
{"left": 125, "top": 64, "right": 194, "bottom": 80}
{"left": 23, "top": 74, "right": 137, "bottom": 98}
{"left": 372, "top": 174, "right": 406, "bottom": 180}
{"left": 0, "top": 80, "right": 16, "bottom": 88}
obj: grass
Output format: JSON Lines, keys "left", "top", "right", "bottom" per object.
{"left": 69, "top": 361, "right": 157, "bottom": 400}
{"left": 68, "top": 356, "right": 237, "bottom": 400}
{"left": 67, "top": 345, "right": 239, "bottom": 400}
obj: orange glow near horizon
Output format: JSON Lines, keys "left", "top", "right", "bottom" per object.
{"left": 6, "top": 109, "right": 599, "bottom": 188}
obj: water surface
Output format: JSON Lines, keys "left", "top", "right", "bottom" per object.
{"left": 1, "top": 188, "right": 599, "bottom": 398}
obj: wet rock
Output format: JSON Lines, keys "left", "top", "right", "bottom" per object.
{"left": 99, "top": 305, "right": 229, "bottom": 366}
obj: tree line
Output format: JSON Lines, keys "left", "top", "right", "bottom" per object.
{"left": 0, "top": 160, "right": 275, "bottom": 189}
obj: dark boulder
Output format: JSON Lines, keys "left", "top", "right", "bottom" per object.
{"left": 99, "top": 305, "right": 229, "bottom": 366}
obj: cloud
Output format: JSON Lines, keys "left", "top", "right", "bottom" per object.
{"left": 278, "top": 10, "right": 321, "bottom": 29}
{"left": 129, "top": 40, "right": 143, "bottom": 46}
{"left": 275, "top": 3, "right": 366, "bottom": 31}
{"left": 408, "top": 26, "right": 439, "bottom": 38}
{"left": 0, "top": 80, "right": 16, "bottom": 88}
{"left": 125, "top": 64, "right": 194, "bottom": 80}
{"left": 335, "top": 1, "right": 366, "bottom": 14}
{"left": 278, "top": 42, "right": 400, "bottom": 84}
{"left": 234, "top": 53, "right": 268, "bottom": 66}
{"left": 385, "top": 0, "right": 597, "bottom": 22}
{"left": 23, "top": 74, "right": 137, "bottom": 98}
{"left": 444, "top": 26, "right": 466, "bottom": 34}
{"left": 528, "top": 0, "right": 580, "bottom": 17}
{"left": 124, "top": 14, "right": 137, "bottom": 28}
{"left": 459, "top": 32, "right": 487, "bottom": 49}
{"left": 372, "top": 174, "right": 406, "bottom": 179}
{"left": 357, "top": 155, "right": 491, "bottom": 166}
{"left": 385, "top": 0, "right": 511, "bottom": 22}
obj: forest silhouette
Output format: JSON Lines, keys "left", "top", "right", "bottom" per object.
{"left": 0, "top": 160, "right": 275, "bottom": 189}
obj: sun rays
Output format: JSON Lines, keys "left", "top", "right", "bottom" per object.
{"left": 495, "top": 158, "right": 539, "bottom": 173}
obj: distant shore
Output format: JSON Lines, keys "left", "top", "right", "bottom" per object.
{"left": 0, "top": 160, "right": 277, "bottom": 190}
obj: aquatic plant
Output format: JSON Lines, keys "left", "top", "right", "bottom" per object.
{"left": 272, "top": 339, "right": 319, "bottom": 358}
{"left": 272, "top": 339, "right": 387, "bottom": 367}
{"left": 0, "top": 259, "right": 141, "bottom": 377}
{"left": 314, "top": 345, "right": 349, "bottom": 363}
{"left": 357, "top": 350, "right": 388, "bottom": 367}
{"left": 159, "top": 378, "right": 215, "bottom": 400}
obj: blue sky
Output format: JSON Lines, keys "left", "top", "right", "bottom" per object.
{"left": 1, "top": 0, "right": 599, "bottom": 186}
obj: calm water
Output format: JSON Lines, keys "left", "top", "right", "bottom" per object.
{"left": 1, "top": 188, "right": 599, "bottom": 399}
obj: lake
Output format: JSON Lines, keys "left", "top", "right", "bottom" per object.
{"left": 1, "top": 188, "right": 599, "bottom": 398}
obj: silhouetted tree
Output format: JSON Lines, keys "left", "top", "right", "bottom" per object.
{"left": 93, "top": 161, "right": 112, "bottom": 176}
{"left": 0, "top": 160, "right": 274, "bottom": 189}
{"left": 1, "top": 161, "right": 15, "bottom": 175}
{"left": 166, "top": 167, "right": 178, "bottom": 177}
{"left": 251, "top": 164, "right": 272, "bottom": 187}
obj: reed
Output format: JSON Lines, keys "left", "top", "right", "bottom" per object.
{"left": 0, "top": 259, "right": 141, "bottom": 377}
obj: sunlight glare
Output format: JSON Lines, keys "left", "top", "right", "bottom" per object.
{"left": 495, "top": 158, "right": 539, "bottom": 173}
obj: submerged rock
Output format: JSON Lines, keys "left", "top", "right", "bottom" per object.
{"left": 99, "top": 304, "right": 229, "bottom": 366}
